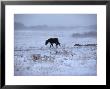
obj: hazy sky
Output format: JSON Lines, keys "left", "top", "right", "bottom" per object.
{"left": 14, "top": 14, "right": 97, "bottom": 27}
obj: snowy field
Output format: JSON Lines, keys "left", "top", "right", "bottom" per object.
{"left": 14, "top": 29, "right": 97, "bottom": 76}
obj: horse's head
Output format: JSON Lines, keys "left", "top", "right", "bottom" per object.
{"left": 45, "top": 40, "right": 48, "bottom": 45}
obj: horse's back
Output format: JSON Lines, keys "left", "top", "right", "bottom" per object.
{"left": 49, "top": 38, "right": 58, "bottom": 41}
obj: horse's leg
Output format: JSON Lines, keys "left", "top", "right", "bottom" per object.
{"left": 50, "top": 44, "right": 51, "bottom": 48}
{"left": 56, "top": 42, "right": 60, "bottom": 48}
{"left": 56, "top": 45, "right": 58, "bottom": 48}
{"left": 50, "top": 43, "right": 53, "bottom": 48}
{"left": 51, "top": 43, "right": 53, "bottom": 47}
{"left": 56, "top": 44, "right": 58, "bottom": 48}
{"left": 58, "top": 43, "right": 60, "bottom": 46}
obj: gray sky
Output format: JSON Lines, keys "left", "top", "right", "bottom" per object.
{"left": 14, "top": 14, "right": 97, "bottom": 27}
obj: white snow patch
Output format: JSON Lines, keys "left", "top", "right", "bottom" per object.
{"left": 14, "top": 30, "right": 97, "bottom": 76}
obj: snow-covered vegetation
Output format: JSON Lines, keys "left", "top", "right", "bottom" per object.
{"left": 14, "top": 29, "right": 97, "bottom": 76}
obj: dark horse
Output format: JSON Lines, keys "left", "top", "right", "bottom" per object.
{"left": 45, "top": 38, "right": 60, "bottom": 48}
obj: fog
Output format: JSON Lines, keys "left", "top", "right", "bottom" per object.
{"left": 14, "top": 14, "right": 97, "bottom": 38}
{"left": 14, "top": 14, "right": 97, "bottom": 27}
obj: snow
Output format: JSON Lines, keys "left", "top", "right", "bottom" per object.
{"left": 14, "top": 29, "right": 97, "bottom": 76}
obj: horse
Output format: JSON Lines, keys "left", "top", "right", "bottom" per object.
{"left": 45, "top": 38, "right": 60, "bottom": 48}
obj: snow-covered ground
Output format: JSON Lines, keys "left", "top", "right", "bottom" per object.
{"left": 14, "top": 29, "right": 97, "bottom": 76}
